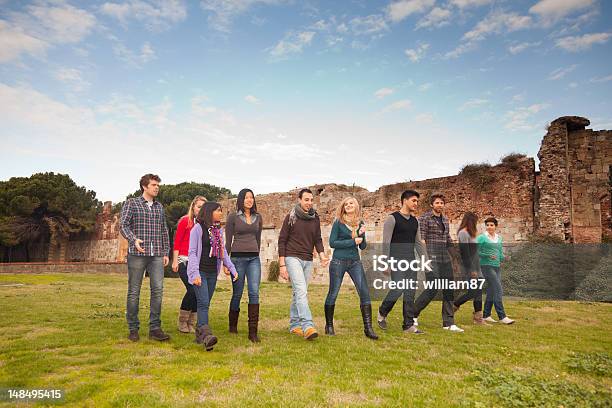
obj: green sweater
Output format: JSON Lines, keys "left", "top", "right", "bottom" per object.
{"left": 329, "top": 220, "right": 366, "bottom": 260}
{"left": 476, "top": 233, "right": 504, "bottom": 267}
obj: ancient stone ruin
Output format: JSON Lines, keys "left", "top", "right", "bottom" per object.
{"left": 1, "top": 116, "right": 610, "bottom": 280}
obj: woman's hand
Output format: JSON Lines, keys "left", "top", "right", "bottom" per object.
{"left": 490, "top": 254, "right": 497, "bottom": 260}
{"left": 470, "top": 271, "right": 478, "bottom": 279}
{"left": 172, "top": 260, "right": 179, "bottom": 273}
{"left": 223, "top": 266, "right": 230, "bottom": 276}
{"left": 193, "top": 277, "right": 202, "bottom": 286}
{"left": 358, "top": 225, "right": 366, "bottom": 236}
{"left": 355, "top": 237, "right": 363, "bottom": 245}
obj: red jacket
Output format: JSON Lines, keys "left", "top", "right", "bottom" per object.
{"left": 173, "top": 216, "right": 193, "bottom": 256}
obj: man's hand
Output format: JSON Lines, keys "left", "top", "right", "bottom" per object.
{"left": 470, "top": 271, "right": 478, "bottom": 279}
{"left": 163, "top": 256, "right": 169, "bottom": 267}
{"left": 193, "top": 277, "right": 202, "bottom": 286}
{"left": 172, "top": 260, "right": 179, "bottom": 273}
{"left": 134, "top": 239, "right": 145, "bottom": 253}
{"left": 279, "top": 265, "right": 289, "bottom": 281}
{"left": 355, "top": 237, "right": 363, "bottom": 245}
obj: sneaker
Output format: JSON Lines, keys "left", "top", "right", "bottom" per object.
{"left": 443, "top": 325, "right": 464, "bottom": 333}
{"left": 290, "top": 327, "right": 304, "bottom": 336}
{"left": 304, "top": 327, "right": 318, "bottom": 340}
{"left": 413, "top": 317, "right": 419, "bottom": 327}
{"left": 500, "top": 317, "right": 515, "bottom": 325}
{"left": 148, "top": 328, "right": 170, "bottom": 341}
{"left": 377, "top": 311, "right": 387, "bottom": 330}
{"left": 128, "top": 330, "right": 139, "bottom": 342}
{"left": 483, "top": 316, "right": 497, "bottom": 323}
{"left": 403, "top": 325, "right": 425, "bottom": 335}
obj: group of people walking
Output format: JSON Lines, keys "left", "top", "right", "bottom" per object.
{"left": 120, "top": 174, "right": 514, "bottom": 351}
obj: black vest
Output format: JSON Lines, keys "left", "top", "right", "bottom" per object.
{"left": 390, "top": 211, "right": 418, "bottom": 260}
{"left": 199, "top": 226, "right": 217, "bottom": 272}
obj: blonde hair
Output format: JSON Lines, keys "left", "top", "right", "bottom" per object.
{"left": 187, "top": 195, "right": 207, "bottom": 228}
{"left": 336, "top": 196, "right": 361, "bottom": 237}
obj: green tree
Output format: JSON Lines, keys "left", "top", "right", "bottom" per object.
{"left": 0, "top": 173, "right": 101, "bottom": 260}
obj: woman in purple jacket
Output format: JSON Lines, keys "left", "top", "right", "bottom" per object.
{"left": 188, "top": 202, "right": 237, "bottom": 351}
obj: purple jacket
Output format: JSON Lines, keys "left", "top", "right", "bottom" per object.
{"left": 187, "top": 223, "right": 237, "bottom": 284}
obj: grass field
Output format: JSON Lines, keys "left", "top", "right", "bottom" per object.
{"left": 0, "top": 272, "right": 610, "bottom": 407}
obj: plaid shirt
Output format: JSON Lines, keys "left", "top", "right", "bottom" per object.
{"left": 418, "top": 210, "right": 452, "bottom": 263}
{"left": 120, "top": 196, "right": 170, "bottom": 257}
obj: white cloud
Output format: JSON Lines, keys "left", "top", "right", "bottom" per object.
{"left": 450, "top": 0, "right": 492, "bottom": 8}
{"left": 504, "top": 103, "right": 549, "bottom": 131}
{"left": 418, "top": 82, "right": 432, "bottom": 91}
{"left": 200, "top": 0, "right": 283, "bottom": 32}
{"left": 374, "top": 87, "right": 394, "bottom": 99}
{"left": 349, "top": 14, "right": 388, "bottom": 35}
{"left": 459, "top": 98, "right": 489, "bottom": 111}
{"left": 0, "top": 1, "right": 96, "bottom": 63}
{"left": 463, "top": 11, "right": 532, "bottom": 42}
{"left": 404, "top": 43, "right": 429, "bottom": 62}
{"left": 555, "top": 32, "right": 611, "bottom": 52}
{"left": 336, "top": 23, "right": 348, "bottom": 33}
{"left": 113, "top": 41, "right": 156, "bottom": 66}
{"left": 244, "top": 94, "right": 260, "bottom": 104}
{"left": 414, "top": 112, "right": 434, "bottom": 124}
{"left": 53, "top": 68, "right": 90, "bottom": 92}
{"left": 589, "top": 74, "right": 612, "bottom": 83}
{"left": 508, "top": 41, "right": 540, "bottom": 54}
{"left": 416, "top": 7, "right": 452, "bottom": 30}
{"left": 380, "top": 99, "right": 412, "bottom": 114}
{"left": 547, "top": 64, "right": 577, "bottom": 80}
{"left": 386, "top": 0, "right": 435, "bottom": 23}
{"left": 268, "top": 31, "right": 315, "bottom": 60}
{"left": 529, "top": 0, "right": 595, "bottom": 25}
{"left": 444, "top": 41, "right": 476, "bottom": 58}
{"left": 101, "top": 0, "right": 186, "bottom": 31}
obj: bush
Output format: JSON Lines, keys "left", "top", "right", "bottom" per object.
{"left": 574, "top": 254, "right": 612, "bottom": 302}
{"left": 565, "top": 352, "right": 612, "bottom": 376}
{"left": 268, "top": 260, "right": 280, "bottom": 282}
{"left": 500, "top": 152, "right": 527, "bottom": 171}
{"left": 459, "top": 162, "right": 495, "bottom": 190}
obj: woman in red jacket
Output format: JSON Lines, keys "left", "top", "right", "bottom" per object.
{"left": 172, "top": 195, "right": 207, "bottom": 333}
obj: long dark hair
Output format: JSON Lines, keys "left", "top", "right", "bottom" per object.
{"left": 459, "top": 212, "right": 479, "bottom": 238}
{"left": 236, "top": 188, "right": 257, "bottom": 214}
{"left": 197, "top": 202, "right": 221, "bottom": 229}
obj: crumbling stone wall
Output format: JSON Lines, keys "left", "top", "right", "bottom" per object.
{"left": 536, "top": 116, "right": 611, "bottom": 243}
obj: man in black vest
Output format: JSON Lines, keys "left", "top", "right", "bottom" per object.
{"left": 377, "top": 190, "right": 428, "bottom": 334}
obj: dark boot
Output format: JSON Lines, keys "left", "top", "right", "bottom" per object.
{"left": 247, "top": 304, "right": 260, "bottom": 343}
{"left": 148, "top": 328, "right": 170, "bottom": 341}
{"left": 201, "top": 325, "right": 217, "bottom": 351}
{"left": 360, "top": 304, "right": 379, "bottom": 340}
{"left": 194, "top": 326, "right": 204, "bottom": 344}
{"left": 128, "top": 330, "right": 139, "bottom": 342}
{"left": 324, "top": 304, "right": 335, "bottom": 335}
{"left": 229, "top": 309, "right": 239, "bottom": 334}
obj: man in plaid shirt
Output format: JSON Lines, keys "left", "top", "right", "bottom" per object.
{"left": 414, "top": 193, "right": 463, "bottom": 332}
{"left": 120, "top": 173, "right": 171, "bottom": 342}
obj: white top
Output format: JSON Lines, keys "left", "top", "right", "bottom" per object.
{"left": 486, "top": 232, "right": 499, "bottom": 243}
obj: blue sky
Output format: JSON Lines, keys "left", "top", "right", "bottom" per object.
{"left": 0, "top": 0, "right": 611, "bottom": 202}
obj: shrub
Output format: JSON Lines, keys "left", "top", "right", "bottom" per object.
{"left": 268, "top": 260, "right": 280, "bottom": 282}
{"left": 459, "top": 162, "right": 495, "bottom": 190}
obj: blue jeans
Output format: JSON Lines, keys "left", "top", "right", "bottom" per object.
{"left": 193, "top": 270, "right": 218, "bottom": 327}
{"left": 230, "top": 256, "right": 262, "bottom": 311}
{"left": 325, "top": 258, "right": 371, "bottom": 306}
{"left": 286, "top": 256, "right": 314, "bottom": 331}
{"left": 126, "top": 255, "right": 164, "bottom": 331}
{"left": 482, "top": 265, "right": 507, "bottom": 319}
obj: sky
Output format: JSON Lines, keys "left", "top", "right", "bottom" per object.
{"left": 0, "top": 0, "right": 611, "bottom": 203}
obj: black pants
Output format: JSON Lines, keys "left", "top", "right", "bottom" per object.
{"left": 379, "top": 269, "right": 417, "bottom": 330}
{"left": 178, "top": 262, "right": 197, "bottom": 312}
{"left": 414, "top": 261, "right": 455, "bottom": 327}
{"left": 454, "top": 273, "right": 483, "bottom": 312}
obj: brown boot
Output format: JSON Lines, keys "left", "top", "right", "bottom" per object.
{"left": 178, "top": 309, "right": 191, "bottom": 333}
{"left": 201, "top": 325, "right": 218, "bottom": 351}
{"left": 229, "top": 309, "right": 239, "bottom": 334}
{"left": 473, "top": 311, "right": 488, "bottom": 325}
{"left": 247, "top": 304, "right": 260, "bottom": 343}
{"left": 187, "top": 311, "right": 197, "bottom": 333}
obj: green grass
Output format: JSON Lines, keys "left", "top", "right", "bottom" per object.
{"left": 0, "top": 273, "right": 610, "bottom": 407}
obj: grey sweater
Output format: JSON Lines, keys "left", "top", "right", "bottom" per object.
{"left": 225, "top": 211, "right": 263, "bottom": 255}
